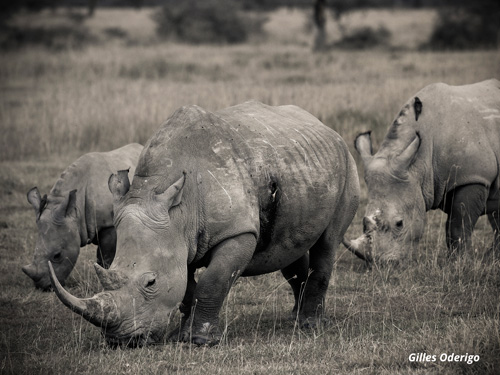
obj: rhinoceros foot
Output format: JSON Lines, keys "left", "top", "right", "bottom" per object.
{"left": 191, "top": 334, "right": 220, "bottom": 347}
{"left": 298, "top": 316, "right": 331, "bottom": 331}
{"left": 167, "top": 323, "right": 221, "bottom": 346}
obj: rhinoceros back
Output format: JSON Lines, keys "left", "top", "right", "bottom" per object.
{"left": 217, "top": 102, "right": 357, "bottom": 255}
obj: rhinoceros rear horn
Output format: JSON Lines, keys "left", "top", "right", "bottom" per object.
{"left": 354, "top": 132, "right": 373, "bottom": 166}
{"left": 393, "top": 133, "right": 420, "bottom": 173}
{"left": 155, "top": 172, "right": 186, "bottom": 209}
{"left": 52, "top": 190, "right": 77, "bottom": 222}
{"left": 49, "top": 261, "right": 119, "bottom": 328}
{"left": 94, "top": 263, "right": 128, "bottom": 290}
{"left": 108, "top": 169, "right": 131, "bottom": 202}
{"left": 363, "top": 215, "right": 378, "bottom": 233}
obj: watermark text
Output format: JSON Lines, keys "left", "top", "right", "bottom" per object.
{"left": 409, "top": 353, "right": 480, "bottom": 365}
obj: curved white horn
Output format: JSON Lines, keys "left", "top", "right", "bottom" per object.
{"left": 49, "top": 261, "right": 119, "bottom": 327}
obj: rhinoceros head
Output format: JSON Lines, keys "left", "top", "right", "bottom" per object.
{"left": 23, "top": 188, "right": 80, "bottom": 290}
{"left": 345, "top": 130, "right": 426, "bottom": 263}
{"left": 50, "top": 170, "right": 188, "bottom": 347}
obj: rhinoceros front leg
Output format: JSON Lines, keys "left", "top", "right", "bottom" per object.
{"left": 179, "top": 233, "right": 256, "bottom": 346}
{"left": 95, "top": 227, "right": 117, "bottom": 269}
{"left": 167, "top": 266, "right": 197, "bottom": 342}
{"left": 444, "top": 184, "right": 488, "bottom": 256}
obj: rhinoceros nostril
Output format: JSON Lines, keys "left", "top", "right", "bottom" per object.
{"left": 37, "top": 283, "right": 54, "bottom": 292}
{"left": 52, "top": 252, "right": 62, "bottom": 263}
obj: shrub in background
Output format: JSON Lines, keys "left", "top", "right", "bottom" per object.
{"left": 426, "top": 1, "right": 500, "bottom": 50}
{"left": 334, "top": 26, "right": 391, "bottom": 50}
{"left": 153, "top": 0, "right": 265, "bottom": 44}
{"left": 0, "top": 25, "right": 96, "bottom": 50}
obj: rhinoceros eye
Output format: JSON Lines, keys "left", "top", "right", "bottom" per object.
{"left": 139, "top": 273, "right": 159, "bottom": 299}
{"left": 142, "top": 272, "right": 157, "bottom": 289}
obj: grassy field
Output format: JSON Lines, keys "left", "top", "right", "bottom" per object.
{"left": 1, "top": 7, "right": 500, "bottom": 375}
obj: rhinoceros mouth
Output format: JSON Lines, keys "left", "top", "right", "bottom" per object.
{"left": 103, "top": 330, "right": 161, "bottom": 348}
{"left": 35, "top": 282, "right": 53, "bottom": 292}
{"left": 101, "top": 319, "right": 165, "bottom": 348}
{"left": 33, "top": 276, "right": 57, "bottom": 291}
{"left": 104, "top": 333, "right": 145, "bottom": 348}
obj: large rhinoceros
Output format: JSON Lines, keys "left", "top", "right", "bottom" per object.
{"left": 344, "top": 79, "right": 500, "bottom": 263}
{"left": 49, "top": 101, "right": 359, "bottom": 347}
{"left": 23, "top": 143, "right": 143, "bottom": 290}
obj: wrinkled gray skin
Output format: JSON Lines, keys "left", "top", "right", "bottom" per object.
{"left": 50, "top": 101, "right": 359, "bottom": 347}
{"left": 23, "top": 143, "right": 142, "bottom": 290}
{"left": 344, "top": 79, "right": 500, "bottom": 263}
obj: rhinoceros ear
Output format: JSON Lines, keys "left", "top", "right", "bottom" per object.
{"left": 108, "top": 169, "right": 131, "bottom": 202}
{"left": 354, "top": 131, "right": 373, "bottom": 166}
{"left": 156, "top": 172, "right": 186, "bottom": 209}
{"left": 27, "top": 187, "right": 42, "bottom": 213}
{"left": 393, "top": 133, "right": 420, "bottom": 173}
{"left": 414, "top": 97, "right": 422, "bottom": 121}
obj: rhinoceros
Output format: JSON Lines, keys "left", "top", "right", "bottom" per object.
{"left": 23, "top": 143, "right": 143, "bottom": 290}
{"left": 344, "top": 79, "right": 500, "bottom": 263}
{"left": 49, "top": 101, "right": 360, "bottom": 347}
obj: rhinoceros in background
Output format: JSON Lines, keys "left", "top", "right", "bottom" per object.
{"left": 344, "top": 79, "right": 500, "bottom": 263}
{"left": 49, "top": 101, "right": 360, "bottom": 347}
{"left": 23, "top": 143, "right": 143, "bottom": 290}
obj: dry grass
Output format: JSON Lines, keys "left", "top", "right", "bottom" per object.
{"left": 1, "top": 7, "right": 499, "bottom": 375}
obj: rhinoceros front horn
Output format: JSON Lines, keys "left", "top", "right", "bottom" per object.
{"left": 342, "top": 235, "right": 373, "bottom": 264}
{"left": 49, "top": 261, "right": 119, "bottom": 327}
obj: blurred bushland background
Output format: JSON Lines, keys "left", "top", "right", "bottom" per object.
{"left": 1, "top": 0, "right": 499, "bottom": 161}
{"left": 1, "top": 1, "right": 499, "bottom": 374}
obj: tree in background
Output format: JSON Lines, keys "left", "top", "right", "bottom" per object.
{"left": 87, "top": 0, "right": 97, "bottom": 17}
{"left": 1, "top": 0, "right": 60, "bottom": 27}
{"left": 313, "top": 0, "right": 327, "bottom": 50}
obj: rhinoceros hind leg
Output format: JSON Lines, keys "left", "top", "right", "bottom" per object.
{"left": 281, "top": 253, "right": 309, "bottom": 316}
{"left": 296, "top": 226, "right": 338, "bottom": 329}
